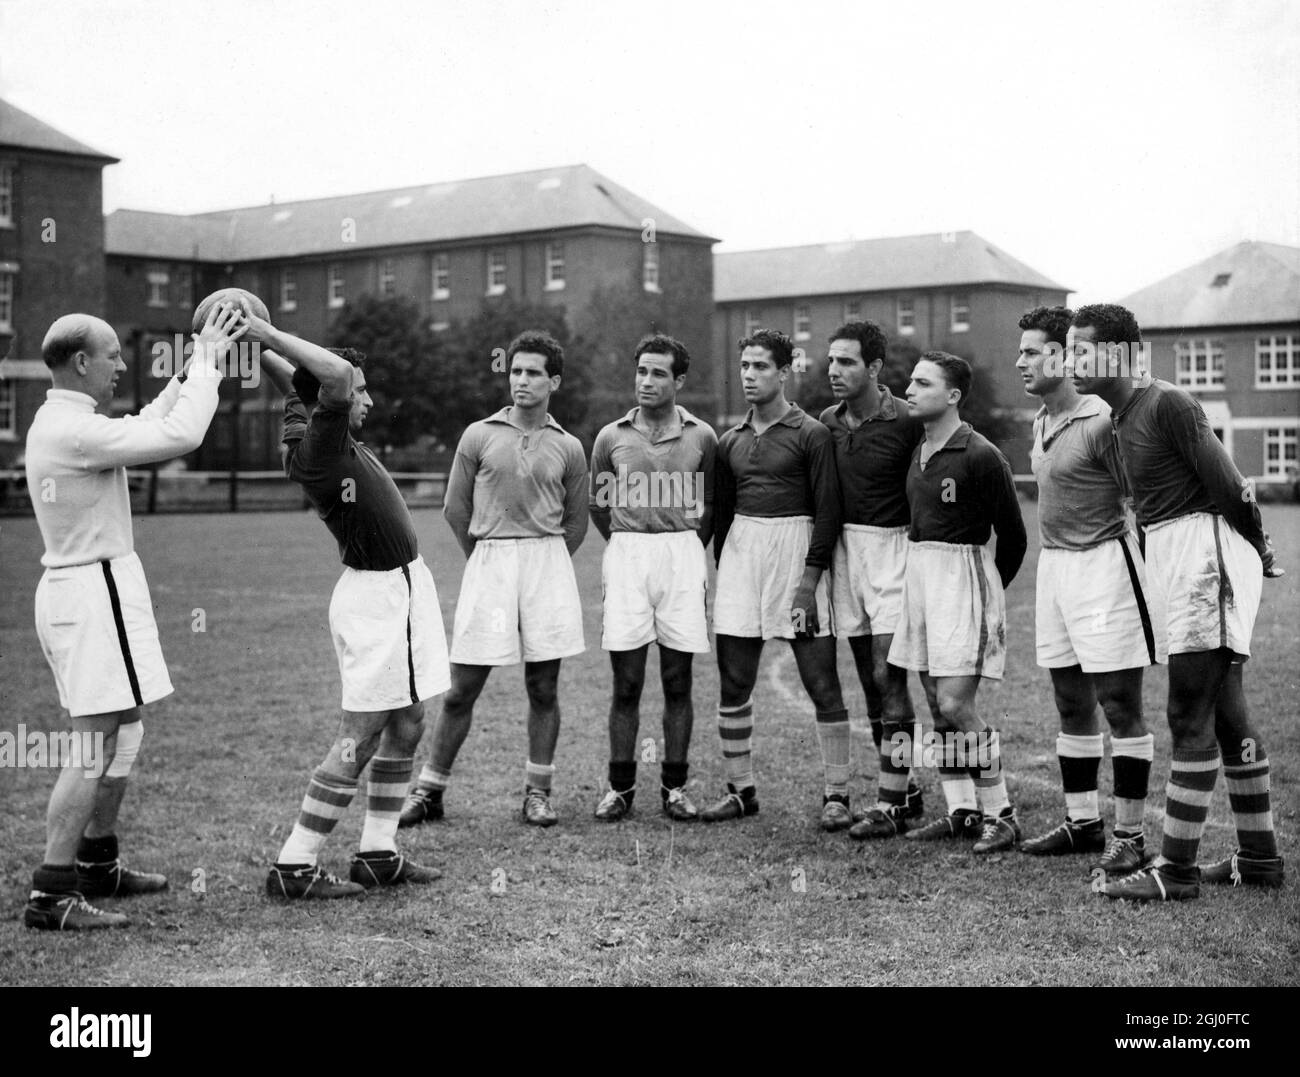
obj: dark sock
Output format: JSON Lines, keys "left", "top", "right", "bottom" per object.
{"left": 76, "top": 833, "right": 118, "bottom": 864}
{"left": 661, "top": 761, "right": 688, "bottom": 794}
{"left": 609, "top": 760, "right": 637, "bottom": 792}
{"left": 33, "top": 864, "right": 78, "bottom": 894}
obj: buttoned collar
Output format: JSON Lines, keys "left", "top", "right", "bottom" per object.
{"left": 616, "top": 404, "right": 700, "bottom": 430}
{"left": 44, "top": 388, "right": 98, "bottom": 411}
{"left": 831, "top": 386, "right": 900, "bottom": 426}
{"left": 1034, "top": 393, "right": 1105, "bottom": 445}
{"left": 485, "top": 406, "right": 567, "bottom": 435}
{"left": 1111, "top": 377, "right": 1154, "bottom": 425}
{"left": 916, "top": 421, "right": 974, "bottom": 460}
{"left": 734, "top": 402, "right": 806, "bottom": 433}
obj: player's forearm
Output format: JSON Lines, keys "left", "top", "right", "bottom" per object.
{"left": 259, "top": 349, "right": 297, "bottom": 397}
{"left": 590, "top": 506, "right": 613, "bottom": 542}
{"left": 1194, "top": 442, "right": 1269, "bottom": 552}
{"left": 83, "top": 365, "right": 222, "bottom": 469}
{"left": 262, "top": 327, "right": 352, "bottom": 398}
{"left": 697, "top": 505, "right": 714, "bottom": 547}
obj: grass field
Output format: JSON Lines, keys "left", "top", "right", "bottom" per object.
{"left": 1, "top": 502, "right": 1297, "bottom": 987}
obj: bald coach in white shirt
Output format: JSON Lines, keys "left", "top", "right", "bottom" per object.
{"left": 22, "top": 304, "right": 245, "bottom": 931}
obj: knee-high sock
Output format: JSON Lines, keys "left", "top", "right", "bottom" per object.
{"left": 718, "top": 699, "right": 755, "bottom": 792}
{"left": 1221, "top": 744, "right": 1277, "bottom": 857}
{"left": 1057, "top": 732, "right": 1103, "bottom": 822}
{"left": 968, "top": 727, "right": 1010, "bottom": 817}
{"left": 1157, "top": 747, "right": 1220, "bottom": 868}
{"left": 815, "top": 707, "right": 850, "bottom": 798}
{"left": 277, "top": 767, "right": 358, "bottom": 866}
{"left": 359, "top": 756, "right": 412, "bottom": 853}
{"left": 1110, "top": 733, "right": 1154, "bottom": 834}
{"left": 876, "top": 720, "right": 913, "bottom": 808}
{"left": 414, "top": 762, "right": 451, "bottom": 793}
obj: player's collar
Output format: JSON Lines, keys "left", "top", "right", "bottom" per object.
{"left": 487, "top": 405, "right": 567, "bottom": 434}
{"left": 617, "top": 404, "right": 698, "bottom": 429}
{"left": 44, "top": 388, "right": 97, "bottom": 410}
{"left": 735, "top": 402, "right": 804, "bottom": 431}
{"left": 1033, "top": 393, "right": 1105, "bottom": 436}
{"left": 834, "top": 386, "right": 899, "bottom": 424}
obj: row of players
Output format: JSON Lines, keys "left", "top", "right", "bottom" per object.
{"left": 20, "top": 297, "right": 1282, "bottom": 929}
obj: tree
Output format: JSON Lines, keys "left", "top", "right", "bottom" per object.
{"left": 327, "top": 294, "right": 436, "bottom": 452}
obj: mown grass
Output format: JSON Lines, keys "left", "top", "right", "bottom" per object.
{"left": 1, "top": 502, "right": 1297, "bottom": 986}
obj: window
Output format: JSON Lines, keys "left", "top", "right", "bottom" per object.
{"left": 378, "top": 259, "right": 396, "bottom": 299}
{"left": 173, "top": 266, "right": 192, "bottom": 308}
{"left": 1256, "top": 334, "right": 1300, "bottom": 388}
{"left": 328, "top": 264, "right": 345, "bottom": 309}
{"left": 950, "top": 294, "right": 970, "bottom": 332}
{"left": 432, "top": 253, "right": 449, "bottom": 301}
{"left": 0, "top": 270, "right": 13, "bottom": 332}
{"left": 1211, "top": 273, "right": 1231, "bottom": 287}
{"left": 545, "top": 242, "right": 565, "bottom": 290}
{"left": 1174, "top": 338, "right": 1225, "bottom": 389}
{"left": 280, "top": 267, "right": 297, "bottom": 312}
{"left": 843, "top": 299, "right": 861, "bottom": 322}
{"left": 0, "top": 379, "right": 15, "bottom": 438}
{"left": 430, "top": 320, "right": 450, "bottom": 333}
{"left": 642, "top": 242, "right": 660, "bottom": 292}
{"left": 487, "top": 250, "right": 507, "bottom": 295}
{"left": 744, "top": 309, "right": 762, "bottom": 336}
{"left": 1265, "top": 427, "right": 1299, "bottom": 477}
{"left": 794, "top": 305, "right": 812, "bottom": 342}
{"left": 897, "top": 297, "right": 915, "bottom": 335}
{"left": 147, "top": 265, "right": 169, "bottom": 308}
{"left": 0, "top": 164, "right": 12, "bottom": 227}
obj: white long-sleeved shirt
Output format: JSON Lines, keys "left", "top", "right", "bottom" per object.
{"left": 25, "top": 355, "right": 223, "bottom": 567}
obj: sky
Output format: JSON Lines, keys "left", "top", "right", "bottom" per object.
{"left": 2, "top": 0, "right": 1297, "bottom": 304}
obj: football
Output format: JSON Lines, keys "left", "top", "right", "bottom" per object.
{"left": 191, "top": 288, "right": 270, "bottom": 334}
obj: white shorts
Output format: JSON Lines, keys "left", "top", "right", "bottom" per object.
{"left": 1143, "top": 512, "right": 1263, "bottom": 659}
{"left": 1036, "top": 534, "right": 1168, "bottom": 671}
{"left": 450, "top": 536, "right": 585, "bottom": 665}
{"left": 888, "top": 541, "right": 1007, "bottom": 679}
{"left": 831, "top": 524, "right": 909, "bottom": 637}
{"left": 329, "top": 554, "right": 451, "bottom": 712}
{"left": 602, "top": 531, "right": 710, "bottom": 653}
{"left": 34, "top": 552, "right": 173, "bottom": 718}
{"left": 713, "top": 515, "right": 832, "bottom": 640}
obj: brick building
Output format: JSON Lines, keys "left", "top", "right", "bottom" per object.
{"left": 0, "top": 99, "right": 118, "bottom": 468}
{"left": 713, "top": 231, "right": 1069, "bottom": 470}
{"left": 1119, "top": 241, "right": 1300, "bottom": 488}
{"left": 105, "top": 165, "right": 717, "bottom": 468}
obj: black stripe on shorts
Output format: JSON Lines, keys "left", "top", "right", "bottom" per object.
{"left": 1117, "top": 536, "right": 1157, "bottom": 667}
{"left": 400, "top": 563, "right": 418, "bottom": 705}
{"left": 101, "top": 560, "right": 144, "bottom": 708}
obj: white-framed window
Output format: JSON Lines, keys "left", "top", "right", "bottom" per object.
{"left": 642, "top": 242, "right": 660, "bottom": 292}
{"left": 432, "top": 253, "right": 449, "bottom": 301}
{"left": 794, "top": 304, "right": 812, "bottom": 342}
{"left": 843, "top": 299, "right": 861, "bottom": 322}
{"left": 0, "top": 269, "right": 14, "bottom": 332}
{"left": 327, "top": 264, "right": 345, "bottom": 309}
{"left": 0, "top": 379, "right": 16, "bottom": 438}
{"left": 430, "top": 320, "right": 450, "bottom": 333}
{"left": 1256, "top": 334, "right": 1300, "bottom": 388}
{"left": 897, "top": 297, "right": 915, "bottom": 335}
{"left": 1265, "top": 426, "right": 1299, "bottom": 477}
{"left": 147, "top": 265, "right": 169, "bottom": 308}
{"left": 279, "top": 267, "right": 297, "bottom": 312}
{"left": 487, "top": 250, "right": 507, "bottom": 296}
{"left": 378, "top": 259, "right": 396, "bottom": 299}
{"left": 950, "top": 294, "right": 970, "bottom": 332}
{"left": 173, "top": 266, "right": 192, "bottom": 308}
{"left": 545, "top": 242, "right": 565, "bottom": 290}
{"left": 1174, "top": 338, "right": 1225, "bottom": 389}
{"left": 0, "top": 164, "right": 13, "bottom": 227}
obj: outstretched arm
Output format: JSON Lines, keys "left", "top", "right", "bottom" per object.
{"left": 259, "top": 348, "right": 296, "bottom": 398}
{"left": 240, "top": 309, "right": 353, "bottom": 407}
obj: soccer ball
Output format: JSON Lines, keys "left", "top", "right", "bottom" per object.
{"left": 191, "top": 288, "right": 270, "bottom": 334}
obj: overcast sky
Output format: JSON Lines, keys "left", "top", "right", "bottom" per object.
{"left": 2, "top": 0, "right": 1296, "bottom": 303}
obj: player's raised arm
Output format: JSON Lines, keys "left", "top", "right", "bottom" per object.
{"left": 258, "top": 347, "right": 297, "bottom": 398}
{"left": 240, "top": 308, "right": 354, "bottom": 407}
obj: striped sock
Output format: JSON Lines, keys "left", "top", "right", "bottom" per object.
{"left": 718, "top": 699, "right": 755, "bottom": 792}
{"left": 1110, "top": 733, "right": 1154, "bottom": 834}
{"left": 876, "top": 720, "right": 913, "bottom": 808}
{"left": 1157, "top": 747, "right": 1220, "bottom": 868}
{"left": 815, "top": 707, "right": 851, "bottom": 798}
{"left": 415, "top": 763, "right": 451, "bottom": 793}
{"left": 525, "top": 760, "right": 555, "bottom": 793}
{"left": 277, "top": 767, "right": 358, "bottom": 866}
{"left": 359, "top": 756, "right": 412, "bottom": 853}
{"left": 939, "top": 766, "right": 978, "bottom": 813}
{"left": 1221, "top": 745, "right": 1277, "bottom": 858}
{"left": 1058, "top": 732, "right": 1103, "bottom": 822}
{"left": 969, "top": 727, "right": 1010, "bottom": 817}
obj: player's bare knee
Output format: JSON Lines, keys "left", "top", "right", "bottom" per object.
{"left": 524, "top": 672, "right": 559, "bottom": 710}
